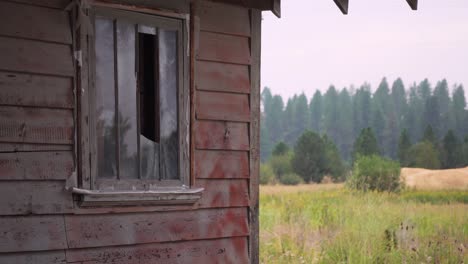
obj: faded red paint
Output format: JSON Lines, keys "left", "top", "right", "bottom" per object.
{"left": 194, "top": 120, "right": 249, "bottom": 150}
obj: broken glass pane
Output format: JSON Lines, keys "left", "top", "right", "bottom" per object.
{"left": 159, "top": 29, "right": 179, "bottom": 180}
{"left": 116, "top": 20, "right": 138, "bottom": 179}
{"left": 95, "top": 17, "right": 117, "bottom": 179}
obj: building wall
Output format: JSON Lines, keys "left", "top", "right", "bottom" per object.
{"left": 0, "top": 0, "right": 260, "bottom": 263}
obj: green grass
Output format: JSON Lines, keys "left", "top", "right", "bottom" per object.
{"left": 260, "top": 185, "right": 468, "bottom": 263}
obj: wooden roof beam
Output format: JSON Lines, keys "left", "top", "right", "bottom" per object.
{"left": 333, "top": 0, "right": 348, "bottom": 15}
{"left": 406, "top": 0, "right": 418, "bottom": 10}
{"left": 333, "top": 0, "right": 418, "bottom": 15}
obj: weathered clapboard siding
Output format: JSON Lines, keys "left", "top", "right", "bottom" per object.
{"left": 0, "top": 151, "right": 73, "bottom": 180}
{"left": 196, "top": 91, "right": 250, "bottom": 122}
{"left": 0, "top": 106, "right": 74, "bottom": 145}
{"left": 0, "top": 181, "right": 73, "bottom": 215}
{"left": 6, "top": 0, "right": 69, "bottom": 9}
{"left": 195, "top": 179, "right": 249, "bottom": 208}
{"left": 0, "top": 215, "right": 67, "bottom": 253}
{"left": 0, "top": 36, "right": 74, "bottom": 77}
{"left": 196, "top": 61, "right": 250, "bottom": 94}
{"left": 65, "top": 207, "right": 248, "bottom": 249}
{"left": 0, "top": 1, "right": 261, "bottom": 263}
{"left": 66, "top": 237, "right": 248, "bottom": 264}
{"left": 0, "top": 250, "right": 66, "bottom": 264}
{"left": 0, "top": 143, "right": 72, "bottom": 152}
{"left": 198, "top": 31, "right": 250, "bottom": 65}
{"left": 0, "top": 1, "right": 72, "bottom": 44}
{"left": 195, "top": 150, "right": 249, "bottom": 179}
{"left": 198, "top": 1, "right": 251, "bottom": 37}
{"left": 194, "top": 120, "right": 249, "bottom": 150}
{"left": 0, "top": 71, "right": 73, "bottom": 108}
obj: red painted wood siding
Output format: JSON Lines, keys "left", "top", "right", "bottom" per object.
{"left": 0, "top": 1, "right": 259, "bottom": 263}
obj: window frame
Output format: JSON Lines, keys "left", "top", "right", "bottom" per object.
{"left": 74, "top": 5, "right": 198, "bottom": 206}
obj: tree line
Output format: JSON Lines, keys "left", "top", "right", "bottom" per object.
{"left": 261, "top": 78, "right": 468, "bottom": 166}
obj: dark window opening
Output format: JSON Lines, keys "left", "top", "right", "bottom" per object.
{"left": 138, "top": 32, "right": 159, "bottom": 143}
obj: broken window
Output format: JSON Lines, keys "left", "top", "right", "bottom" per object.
{"left": 92, "top": 8, "right": 188, "bottom": 191}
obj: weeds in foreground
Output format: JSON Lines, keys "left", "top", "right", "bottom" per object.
{"left": 260, "top": 185, "right": 468, "bottom": 263}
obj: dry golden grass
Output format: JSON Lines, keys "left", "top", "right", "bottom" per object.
{"left": 401, "top": 167, "right": 468, "bottom": 190}
{"left": 260, "top": 183, "right": 343, "bottom": 195}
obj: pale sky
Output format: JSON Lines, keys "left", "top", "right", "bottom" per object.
{"left": 261, "top": 0, "right": 468, "bottom": 98}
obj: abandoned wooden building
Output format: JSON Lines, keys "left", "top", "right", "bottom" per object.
{"left": 0, "top": 0, "right": 280, "bottom": 263}
{"left": 0, "top": 0, "right": 419, "bottom": 263}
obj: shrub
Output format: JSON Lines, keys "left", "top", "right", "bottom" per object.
{"left": 260, "top": 163, "right": 275, "bottom": 185}
{"left": 269, "top": 152, "right": 293, "bottom": 178}
{"left": 279, "top": 173, "right": 303, "bottom": 185}
{"left": 347, "top": 155, "right": 401, "bottom": 192}
{"left": 291, "top": 131, "right": 327, "bottom": 183}
{"left": 407, "top": 141, "right": 441, "bottom": 169}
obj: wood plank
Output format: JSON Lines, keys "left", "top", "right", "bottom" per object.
{"left": 0, "top": 36, "right": 74, "bottom": 77}
{"left": 194, "top": 121, "right": 249, "bottom": 150}
{"left": 6, "top": 0, "right": 69, "bottom": 9}
{"left": 66, "top": 237, "right": 248, "bottom": 264}
{"left": 0, "top": 106, "right": 74, "bottom": 145}
{"left": 198, "top": 1, "right": 250, "bottom": 36}
{"left": 195, "top": 179, "right": 249, "bottom": 208}
{"left": 249, "top": 9, "right": 262, "bottom": 264}
{"left": 194, "top": 150, "right": 249, "bottom": 179}
{"left": 333, "top": 0, "right": 348, "bottom": 15}
{"left": 0, "top": 215, "right": 67, "bottom": 253}
{"left": 406, "top": 0, "right": 418, "bottom": 10}
{"left": 0, "top": 151, "right": 73, "bottom": 180}
{"left": 0, "top": 72, "right": 73, "bottom": 108}
{"left": 196, "top": 91, "right": 250, "bottom": 122}
{"left": 65, "top": 207, "right": 249, "bottom": 249}
{"left": 198, "top": 32, "right": 250, "bottom": 65}
{"left": 0, "top": 181, "right": 73, "bottom": 215}
{"left": 196, "top": 61, "right": 250, "bottom": 94}
{"left": 0, "top": 143, "right": 72, "bottom": 152}
{"left": 0, "top": 1, "right": 72, "bottom": 44}
{"left": 0, "top": 250, "right": 66, "bottom": 264}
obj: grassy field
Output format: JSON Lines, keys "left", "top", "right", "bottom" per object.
{"left": 260, "top": 184, "right": 468, "bottom": 263}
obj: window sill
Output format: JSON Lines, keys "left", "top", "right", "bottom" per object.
{"left": 72, "top": 187, "right": 204, "bottom": 207}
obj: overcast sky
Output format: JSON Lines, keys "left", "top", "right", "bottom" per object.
{"left": 261, "top": 0, "right": 468, "bottom": 98}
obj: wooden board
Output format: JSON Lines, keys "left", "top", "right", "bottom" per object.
{"left": 333, "top": 0, "right": 348, "bottom": 14}
{"left": 0, "top": 151, "right": 73, "bottom": 180}
{"left": 196, "top": 61, "right": 250, "bottom": 94}
{"left": 249, "top": 10, "right": 262, "bottom": 264}
{"left": 196, "top": 91, "right": 250, "bottom": 122}
{"left": 0, "top": 143, "right": 72, "bottom": 152}
{"left": 0, "top": 1, "right": 72, "bottom": 44}
{"left": 0, "top": 71, "right": 73, "bottom": 108}
{"left": 198, "top": 32, "right": 250, "bottom": 65}
{"left": 65, "top": 207, "right": 248, "bottom": 248}
{"left": 7, "top": 0, "right": 69, "bottom": 9}
{"left": 0, "top": 181, "right": 73, "bottom": 215}
{"left": 66, "top": 237, "right": 248, "bottom": 264}
{"left": 195, "top": 179, "right": 249, "bottom": 208}
{"left": 0, "top": 106, "right": 74, "bottom": 145}
{"left": 0, "top": 36, "right": 74, "bottom": 77}
{"left": 0, "top": 251, "right": 66, "bottom": 264}
{"left": 0, "top": 215, "right": 67, "bottom": 253}
{"left": 198, "top": 1, "right": 251, "bottom": 36}
{"left": 194, "top": 150, "right": 249, "bottom": 179}
{"left": 194, "top": 121, "right": 249, "bottom": 151}
{"left": 407, "top": 0, "right": 418, "bottom": 10}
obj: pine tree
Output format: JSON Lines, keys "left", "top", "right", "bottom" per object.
{"left": 291, "top": 131, "right": 327, "bottom": 183}
{"left": 310, "top": 90, "right": 323, "bottom": 133}
{"left": 442, "top": 130, "right": 463, "bottom": 169}
{"left": 398, "top": 129, "right": 411, "bottom": 166}
{"left": 337, "top": 88, "right": 353, "bottom": 160}
{"left": 352, "top": 127, "right": 380, "bottom": 162}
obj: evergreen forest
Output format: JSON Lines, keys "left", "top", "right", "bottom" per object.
{"left": 261, "top": 78, "right": 468, "bottom": 177}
